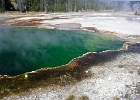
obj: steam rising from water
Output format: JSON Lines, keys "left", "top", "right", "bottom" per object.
{"left": 0, "top": 27, "right": 125, "bottom": 76}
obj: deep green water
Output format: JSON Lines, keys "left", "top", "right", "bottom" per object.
{"left": 0, "top": 27, "right": 125, "bottom": 76}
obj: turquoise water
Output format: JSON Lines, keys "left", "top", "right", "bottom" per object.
{"left": 0, "top": 27, "right": 125, "bottom": 76}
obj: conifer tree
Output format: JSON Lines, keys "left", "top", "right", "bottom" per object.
{"left": 0, "top": 0, "right": 5, "bottom": 12}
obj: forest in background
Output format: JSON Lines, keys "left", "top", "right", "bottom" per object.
{"left": 0, "top": 0, "right": 112, "bottom": 12}
{"left": 0, "top": 0, "right": 140, "bottom": 13}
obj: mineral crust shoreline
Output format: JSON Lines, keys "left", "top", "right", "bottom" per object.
{"left": 0, "top": 42, "right": 140, "bottom": 99}
{"left": 0, "top": 12, "right": 140, "bottom": 99}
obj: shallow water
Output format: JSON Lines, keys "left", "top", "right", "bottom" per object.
{"left": 0, "top": 27, "right": 126, "bottom": 76}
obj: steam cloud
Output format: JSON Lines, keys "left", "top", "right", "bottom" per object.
{"left": 0, "top": 27, "right": 61, "bottom": 75}
{"left": 103, "top": 0, "right": 140, "bottom": 12}
{"left": 0, "top": 27, "right": 88, "bottom": 75}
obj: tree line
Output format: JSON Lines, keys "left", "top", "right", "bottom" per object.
{"left": 0, "top": 0, "right": 113, "bottom": 13}
{"left": 0, "top": 0, "right": 15, "bottom": 12}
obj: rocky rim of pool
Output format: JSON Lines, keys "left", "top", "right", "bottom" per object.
{"left": 0, "top": 12, "right": 140, "bottom": 100}
{"left": 0, "top": 40, "right": 140, "bottom": 99}
{"left": 0, "top": 19, "right": 140, "bottom": 99}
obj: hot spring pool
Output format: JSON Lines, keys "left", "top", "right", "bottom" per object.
{"left": 0, "top": 27, "right": 126, "bottom": 76}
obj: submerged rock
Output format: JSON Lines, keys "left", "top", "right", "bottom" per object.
{"left": 55, "top": 23, "right": 81, "bottom": 29}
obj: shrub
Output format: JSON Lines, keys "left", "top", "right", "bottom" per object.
{"left": 66, "top": 95, "right": 75, "bottom": 100}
